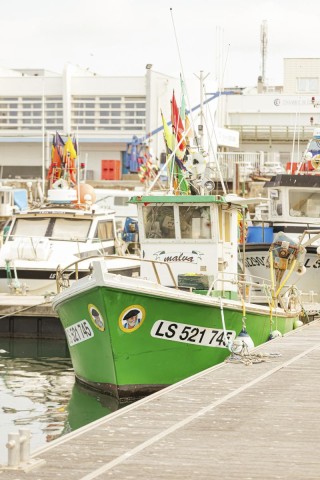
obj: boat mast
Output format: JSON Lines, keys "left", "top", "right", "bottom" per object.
{"left": 198, "top": 70, "right": 206, "bottom": 149}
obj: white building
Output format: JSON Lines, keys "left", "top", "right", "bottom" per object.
{"left": 220, "top": 58, "right": 320, "bottom": 166}
{"left": 0, "top": 64, "right": 179, "bottom": 180}
{"left": 1, "top": 58, "right": 320, "bottom": 180}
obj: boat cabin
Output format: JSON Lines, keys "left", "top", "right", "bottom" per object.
{"left": 1, "top": 206, "right": 118, "bottom": 263}
{"left": 131, "top": 194, "right": 239, "bottom": 294}
{"left": 94, "top": 189, "right": 139, "bottom": 231}
{"left": 264, "top": 174, "right": 320, "bottom": 226}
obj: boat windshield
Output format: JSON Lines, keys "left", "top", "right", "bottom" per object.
{"left": 143, "top": 204, "right": 212, "bottom": 240}
{"left": 144, "top": 206, "right": 175, "bottom": 239}
{"left": 179, "top": 206, "right": 211, "bottom": 239}
{"left": 289, "top": 191, "right": 320, "bottom": 217}
{"left": 9, "top": 217, "right": 92, "bottom": 241}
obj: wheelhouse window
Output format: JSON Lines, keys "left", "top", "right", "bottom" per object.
{"left": 143, "top": 205, "right": 175, "bottom": 239}
{"left": 142, "top": 204, "right": 212, "bottom": 240}
{"left": 10, "top": 218, "right": 50, "bottom": 238}
{"left": 95, "top": 220, "right": 115, "bottom": 240}
{"left": 289, "top": 191, "right": 320, "bottom": 217}
{"left": 9, "top": 217, "right": 92, "bottom": 241}
{"left": 51, "top": 218, "right": 91, "bottom": 240}
{"left": 179, "top": 206, "right": 211, "bottom": 239}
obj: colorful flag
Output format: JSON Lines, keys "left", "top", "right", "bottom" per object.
{"left": 161, "top": 110, "right": 173, "bottom": 153}
{"left": 162, "top": 107, "right": 189, "bottom": 195}
{"left": 52, "top": 131, "right": 64, "bottom": 161}
{"left": 171, "top": 91, "right": 186, "bottom": 153}
{"left": 184, "top": 114, "right": 193, "bottom": 144}
{"left": 72, "top": 135, "right": 78, "bottom": 154}
{"left": 48, "top": 132, "right": 65, "bottom": 181}
{"left": 64, "top": 136, "right": 77, "bottom": 160}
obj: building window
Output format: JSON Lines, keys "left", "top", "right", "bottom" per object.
{"left": 0, "top": 95, "right": 63, "bottom": 131}
{"left": 297, "top": 78, "right": 319, "bottom": 93}
{"left": 71, "top": 95, "right": 146, "bottom": 133}
{"left": 0, "top": 92, "right": 146, "bottom": 134}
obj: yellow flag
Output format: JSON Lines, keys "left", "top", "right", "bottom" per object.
{"left": 64, "top": 136, "right": 77, "bottom": 160}
{"left": 161, "top": 111, "right": 173, "bottom": 152}
{"left": 185, "top": 115, "right": 193, "bottom": 140}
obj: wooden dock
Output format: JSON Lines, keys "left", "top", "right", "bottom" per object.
{"left": 2, "top": 319, "right": 320, "bottom": 479}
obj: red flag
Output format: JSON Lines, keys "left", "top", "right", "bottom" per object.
{"left": 171, "top": 91, "right": 186, "bottom": 152}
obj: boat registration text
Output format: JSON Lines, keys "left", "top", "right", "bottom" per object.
{"left": 151, "top": 320, "right": 235, "bottom": 348}
{"left": 65, "top": 320, "right": 94, "bottom": 346}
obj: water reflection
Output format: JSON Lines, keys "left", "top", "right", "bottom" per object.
{"left": 0, "top": 338, "right": 122, "bottom": 464}
{"left": 65, "top": 382, "right": 121, "bottom": 433}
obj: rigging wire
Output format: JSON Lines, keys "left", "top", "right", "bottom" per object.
{"left": 169, "top": 8, "right": 230, "bottom": 196}
{"left": 169, "top": 8, "right": 199, "bottom": 144}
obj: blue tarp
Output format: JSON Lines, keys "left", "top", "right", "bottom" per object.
{"left": 13, "top": 189, "right": 28, "bottom": 210}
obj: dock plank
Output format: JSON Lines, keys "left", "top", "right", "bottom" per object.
{"left": 2, "top": 320, "right": 320, "bottom": 479}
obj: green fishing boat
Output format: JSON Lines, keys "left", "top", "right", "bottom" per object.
{"left": 52, "top": 193, "right": 302, "bottom": 400}
{"left": 52, "top": 86, "right": 304, "bottom": 400}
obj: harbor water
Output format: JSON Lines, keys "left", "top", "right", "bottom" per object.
{"left": 0, "top": 338, "right": 123, "bottom": 465}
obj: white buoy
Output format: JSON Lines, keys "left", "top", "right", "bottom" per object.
{"left": 268, "top": 330, "right": 282, "bottom": 340}
{"left": 293, "top": 319, "right": 303, "bottom": 329}
{"left": 233, "top": 327, "right": 255, "bottom": 353}
{"left": 230, "top": 338, "right": 243, "bottom": 354}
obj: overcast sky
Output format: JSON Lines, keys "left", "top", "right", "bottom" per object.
{"left": 1, "top": 0, "right": 319, "bottom": 91}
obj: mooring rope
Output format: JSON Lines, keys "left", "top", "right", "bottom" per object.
{"left": 0, "top": 298, "right": 53, "bottom": 320}
{"left": 227, "top": 341, "right": 282, "bottom": 365}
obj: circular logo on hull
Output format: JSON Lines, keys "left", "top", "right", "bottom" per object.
{"left": 88, "top": 304, "right": 105, "bottom": 331}
{"left": 119, "top": 305, "right": 145, "bottom": 333}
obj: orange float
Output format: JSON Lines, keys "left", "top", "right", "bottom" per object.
{"left": 76, "top": 183, "right": 97, "bottom": 204}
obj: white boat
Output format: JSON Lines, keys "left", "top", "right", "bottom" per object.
{"left": 0, "top": 134, "right": 140, "bottom": 298}
{"left": 94, "top": 188, "right": 139, "bottom": 231}
{"left": 242, "top": 128, "right": 320, "bottom": 314}
{"left": 0, "top": 203, "right": 139, "bottom": 296}
{"left": 0, "top": 184, "right": 30, "bottom": 234}
{"left": 94, "top": 188, "right": 140, "bottom": 252}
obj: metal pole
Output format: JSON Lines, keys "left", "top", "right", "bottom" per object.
{"left": 242, "top": 206, "right": 246, "bottom": 301}
{"left": 42, "top": 81, "right": 46, "bottom": 197}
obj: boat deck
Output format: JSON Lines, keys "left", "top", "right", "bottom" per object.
{"left": 2, "top": 319, "right": 320, "bottom": 479}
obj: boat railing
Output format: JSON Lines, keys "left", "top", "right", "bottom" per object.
{"left": 209, "top": 271, "right": 303, "bottom": 313}
{"left": 207, "top": 272, "right": 273, "bottom": 299}
{"left": 55, "top": 254, "right": 178, "bottom": 293}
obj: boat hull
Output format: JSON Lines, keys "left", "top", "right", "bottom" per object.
{"left": 54, "top": 273, "right": 297, "bottom": 400}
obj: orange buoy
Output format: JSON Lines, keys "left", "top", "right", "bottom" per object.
{"left": 76, "top": 183, "right": 97, "bottom": 204}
